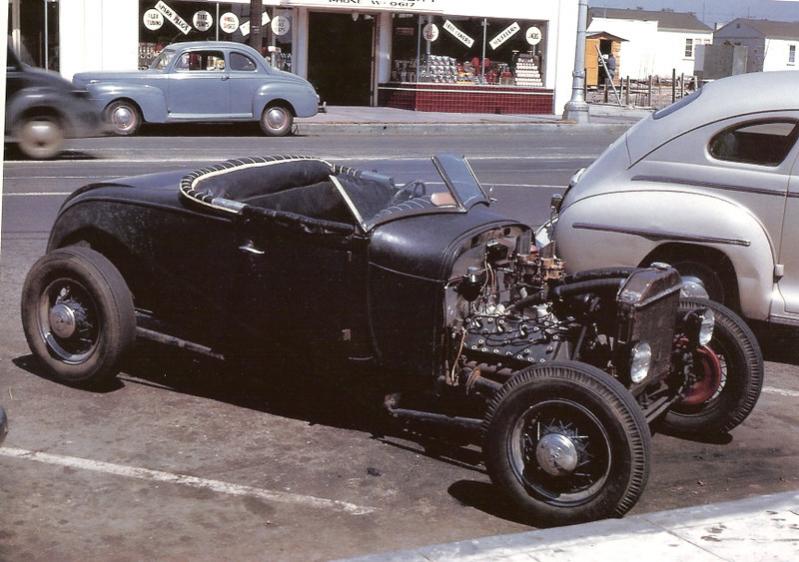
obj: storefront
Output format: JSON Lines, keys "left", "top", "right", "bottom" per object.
{"left": 8, "top": 0, "right": 60, "bottom": 71}
{"left": 53, "top": 0, "right": 578, "bottom": 115}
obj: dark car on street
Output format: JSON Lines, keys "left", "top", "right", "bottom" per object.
{"left": 5, "top": 46, "right": 101, "bottom": 159}
{"left": 21, "top": 154, "right": 763, "bottom": 526}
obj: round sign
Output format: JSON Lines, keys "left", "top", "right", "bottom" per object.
{"left": 220, "top": 12, "right": 240, "bottom": 34}
{"left": 423, "top": 23, "right": 439, "bottom": 42}
{"left": 526, "top": 26, "right": 543, "bottom": 46}
{"left": 193, "top": 11, "right": 213, "bottom": 32}
{"left": 271, "top": 15, "right": 290, "bottom": 36}
{"left": 143, "top": 9, "right": 164, "bottom": 31}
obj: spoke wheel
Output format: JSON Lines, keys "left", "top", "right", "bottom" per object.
{"left": 658, "top": 298, "right": 763, "bottom": 436}
{"left": 22, "top": 246, "right": 136, "bottom": 386}
{"left": 484, "top": 361, "right": 650, "bottom": 526}
{"left": 259, "top": 105, "right": 293, "bottom": 137}
{"left": 16, "top": 115, "right": 64, "bottom": 159}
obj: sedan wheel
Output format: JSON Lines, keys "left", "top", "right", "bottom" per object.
{"left": 16, "top": 115, "right": 65, "bottom": 159}
{"left": 260, "top": 105, "right": 294, "bottom": 137}
{"left": 106, "top": 100, "right": 141, "bottom": 136}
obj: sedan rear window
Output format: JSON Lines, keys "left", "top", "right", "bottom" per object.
{"left": 709, "top": 120, "right": 799, "bottom": 166}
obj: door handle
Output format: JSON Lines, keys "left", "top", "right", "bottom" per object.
{"left": 239, "top": 240, "right": 265, "bottom": 255}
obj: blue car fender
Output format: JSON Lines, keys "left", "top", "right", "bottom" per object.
{"left": 87, "top": 82, "right": 169, "bottom": 123}
{"left": 253, "top": 82, "right": 318, "bottom": 119}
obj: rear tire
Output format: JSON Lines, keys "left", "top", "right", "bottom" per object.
{"left": 658, "top": 298, "right": 763, "bottom": 436}
{"left": 21, "top": 247, "right": 136, "bottom": 387}
{"left": 259, "top": 104, "right": 293, "bottom": 137}
{"left": 483, "top": 361, "right": 650, "bottom": 526}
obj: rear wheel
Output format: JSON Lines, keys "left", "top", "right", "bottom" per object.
{"left": 259, "top": 104, "right": 293, "bottom": 137}
{"left": 483, "top": 362, "right": 650, "bottom": 526}
{"left": 15, "top": 114, "right": 65, "bottom": 159}
{"left": 21, "top": 247, "right": 136, "bottom": 386}
{"left": 105, "top": 100, "right": 141, "bottom": 136}
{"left": 659, "top": 298, "right": 763, "bottom": 436}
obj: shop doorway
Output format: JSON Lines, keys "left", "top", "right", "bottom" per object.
{"left": 308, "top": 12, "right": 375, "bottom": 106}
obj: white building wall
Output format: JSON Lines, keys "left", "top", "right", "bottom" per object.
{"left": 60, "top": 0, "right": 139, "bottom": 81}
{"left": 714, "top": 24, "right": 767, "bottom": 73}
{"left": 653, "top": 30, "right": 712, "bottom": 77}
{"left": 763, "top": 38, "right": 799, "bottom": 72}
{"left": 588, "top": 18, "right": 657, "bottom": 79}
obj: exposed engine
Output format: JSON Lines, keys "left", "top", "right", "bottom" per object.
{"left": 444, "top": 227, "right": 684, "bottom": 397}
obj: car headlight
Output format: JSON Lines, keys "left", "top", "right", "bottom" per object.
{"left": 699, "top": 309, "right": 715, "bottom": 346}
{"left": 630, "top": 342, "right": 652, "bottom": 383}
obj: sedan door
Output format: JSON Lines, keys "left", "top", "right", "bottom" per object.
{"left": 227, "top": 50, "right": 266, "bottom": 118}
{"left": 167, "top": 49, "right": 230, "bottom": 118}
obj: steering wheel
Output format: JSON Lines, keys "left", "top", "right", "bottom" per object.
{"left": 390, "top": 181, "right": 427, "bottom": 204}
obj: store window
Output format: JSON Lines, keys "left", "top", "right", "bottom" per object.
{"left": 389, "top": 13, "right": 547, "bottom": 88}
{"left": 138, "top": 1, "right": 293, "bottom": 73}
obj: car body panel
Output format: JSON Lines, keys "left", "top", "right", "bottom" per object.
{"left": 72, "top": 42, "right": 318, "bottom": 124}
{"left": 5, "top": 47, "right": 101, "bottom": 139}
{"left": 550, "top": 71, "right": 799, "bottom": 324}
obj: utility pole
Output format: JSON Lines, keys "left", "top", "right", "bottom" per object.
{"left": 249, "top": 0, "right": 263, "bottom": 51}
{"left": 563, "top": 0, "right": 590, "bottom": 123}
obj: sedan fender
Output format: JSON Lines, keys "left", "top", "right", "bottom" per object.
{"left": 86, "top": 82, "right": 168, "bottom": 123}
{"left": 253, "top": 82, "right": 318, "bottom": 118}
{"left": 6, "top": 87, "right": 92, "bottom": 137}
{"left": 555, "top": 190, "right": 776, "bottom": 320}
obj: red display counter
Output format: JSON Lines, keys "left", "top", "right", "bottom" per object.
{"left": 378, "top": 83, "right": 554, "bottom": 114}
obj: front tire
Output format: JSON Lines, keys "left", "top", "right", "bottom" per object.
{"left": 658, "top": 298, "right": 763, "bottom": 436}
{"left": 483, "top": 362, "right": 651, "bottom": 526}
{"left": 21, "top": 247, "right": 136, "bottom": 387}
{"left": 15, "top": 114, "right": 65, "bottom": 159}
{"left": 259, "top": 104, "right": 294, "bottom": 137}
{"left": 105, "top": 100, "right": 141, "bottom": 136}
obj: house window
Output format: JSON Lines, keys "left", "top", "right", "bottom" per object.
{"left": 684, "top": 38, "right": 694, "bottom": 58}
{"left": 789, "top": 45, "right": 796, "bottom": 65}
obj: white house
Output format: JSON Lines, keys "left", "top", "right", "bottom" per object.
{"left": 713, "top": 19, "right": 799, "bottom": 73}
{"left": 587, "top": 7, "right": 713, "bottom": 79}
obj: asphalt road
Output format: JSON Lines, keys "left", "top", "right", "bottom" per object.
{"left": 1, "top": 129, "right": 798, "bottom": 561}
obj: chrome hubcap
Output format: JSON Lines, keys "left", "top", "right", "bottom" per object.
{"left": 112, "top": 106, "right": 135, "bottom": 131}
{"left": 18, "top": 118, "right": 63, "bottom": 157}
{"left": 535, "top": 433, "right": 579, "bottom": 476}
{"left": 265, "top": 108, "right": 287, "bottom": 130}
{"left": 49, "top": 303, "right": 77, "bottom": 339}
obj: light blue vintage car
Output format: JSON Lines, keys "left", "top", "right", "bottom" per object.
{"left": 73, "top": 41, "right": 319, "bottom": 137}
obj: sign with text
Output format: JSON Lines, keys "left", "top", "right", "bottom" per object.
{"left": 220, "top": 12, "right": 240, "bottom": 34}
{"left": 155, "top": 1, "right": 191, "bottom": 35}
{"left": 443, "top": 19, "right": 474, "bottom": 48}
{"left": 280, "top": 0, "right": 444, "bottom": 14}
{"left": 143, "top": 9, "right": 164, "bottom": 31}
{"left": 271, "top": 16, "right": 290, "bottom": 36}
{"left": 423, "top": 23, "right": 439, "bottom": 42}
{"left": 526, "top": 26, "right": 542, "bottom": 46}
{"left": 193, "top": 11, "right": 213, "bottom": 32}
{"left": 489, "top": 22, "right": 520, "bottom": 50}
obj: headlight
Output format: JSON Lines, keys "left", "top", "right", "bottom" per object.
{"left": 699, "top": 309, "right": 715, "bottom": 346}
{"left": 630, "top": 342, "right": 652, "bottom": 383}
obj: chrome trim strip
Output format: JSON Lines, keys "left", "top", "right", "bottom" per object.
{"left": 631, "top": 175, "right": 786, "bottom": 198}
{"left": 572, "top": 222, "right": 752, "bottom": 247}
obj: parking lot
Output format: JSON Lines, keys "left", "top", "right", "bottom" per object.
{"left": 2, "top": 129, "right": 798, "bottom": 561}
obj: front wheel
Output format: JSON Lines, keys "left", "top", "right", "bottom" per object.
{"left": 15, "top": 114, "right": 65, "bottom": 159}
{"left": 105, "top": 100, "right": 141, "bottom": 136}
{"left": 259, "top": 105, "right": 294, "bottom": 137}
{"left": 658, "top": 298, "right": 763, "bottom": 436}
{"left": 21, "top": 246, "right": 136, "bottom": 387}
{"left": 483, "top": 362, "right": 651, "bottom": 526}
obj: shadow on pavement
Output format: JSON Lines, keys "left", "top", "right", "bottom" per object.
{"left": 3, "top": 144, "right": 100, "bottom": 162}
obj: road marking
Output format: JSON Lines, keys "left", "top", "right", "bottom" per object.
{"left": 3, "top": 154, "right": 599, "bottom": 165}
{"left": 3, "top": 192, "right": 72, "bottom": 197}
{"left": 0, "top": 447, "right": 374, "bottom": 515}
{"left": 762, "top": 386, "right": 799, "bottom": 398}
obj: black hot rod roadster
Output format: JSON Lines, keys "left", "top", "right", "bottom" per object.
{"left": 21, "top": 155, "right": 763, "bottom": 525}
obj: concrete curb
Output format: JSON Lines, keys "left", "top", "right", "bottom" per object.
{"left": 337, "top": 491, "right": 799, "bottom": 561}
{"left": 295, "top": 121, "right": 635, "bottom": 136}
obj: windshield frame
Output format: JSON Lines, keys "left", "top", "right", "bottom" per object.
{"left": 149, "top": 48, "right": 177, "bottom": 71}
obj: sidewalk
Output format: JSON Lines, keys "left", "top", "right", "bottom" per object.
{"left": 340, "top": 491, "right": 799, "bottom": 561}
{"left": 296, "top": 105, "right": 648, "bottom": 135}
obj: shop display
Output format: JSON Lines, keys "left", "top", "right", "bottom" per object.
{"left": 514, "top": 53, "right": 543, "bottom": 87}
{"left": 138, "top": 42, "right": 160, "bottom": 69}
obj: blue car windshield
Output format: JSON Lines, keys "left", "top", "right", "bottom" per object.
{"left": 335, "top": 155, "right": 489, "bottom": 231}
{"left": 150, "top": 48, "right": 177, "bottom": 70}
